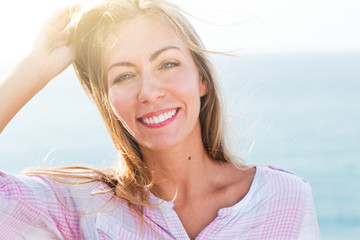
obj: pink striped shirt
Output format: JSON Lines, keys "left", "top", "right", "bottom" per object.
{"left": 0, "top": 165, "right": 321, "bottom": 239}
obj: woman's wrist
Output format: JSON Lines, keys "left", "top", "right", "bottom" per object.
{"left": 23, "top": 52, "right": 54, "bottom": 85}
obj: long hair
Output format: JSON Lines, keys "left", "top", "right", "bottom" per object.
{"left": 26, "top": 0, "right": 235, "bottom": 225}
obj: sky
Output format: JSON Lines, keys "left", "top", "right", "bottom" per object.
{"left": 0, "top": 0, "right": 360, "bottom": 61}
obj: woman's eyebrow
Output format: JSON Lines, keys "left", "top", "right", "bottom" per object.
{"left": 107, "top": 46, "right": 180, "bottom": 73}
{"left": 107, "top": 61, "right": 136, "bottom": 73}
{"left": 149, "top": 46, "right": 180, "bottom": 62}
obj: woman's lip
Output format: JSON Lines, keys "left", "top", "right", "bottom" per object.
{"left": 137, "top": 107, "right": 178, "bottom": 119}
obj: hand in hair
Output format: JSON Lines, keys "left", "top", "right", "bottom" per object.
{"left": 0, "top": 6, "right": 78, "bottom": 134}
{"left": 31, "top": 5, "right": 79, "bottom": 81}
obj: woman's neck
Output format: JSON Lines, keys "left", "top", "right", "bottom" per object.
{"left": 141, "top": 132, "right": 221, "bottom": 203}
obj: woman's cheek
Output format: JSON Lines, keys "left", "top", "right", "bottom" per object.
{"left": 108, "top": 87, "right": 134, "bottom": 119}
{"left": 173, "top": 72, "right": 201, "bottom": 100}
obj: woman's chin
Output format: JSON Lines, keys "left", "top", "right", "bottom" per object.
{"left": 139, "top": 139, "right": 180, "bottom": 153}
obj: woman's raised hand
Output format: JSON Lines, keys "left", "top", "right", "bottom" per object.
{"left": 30, "top": 6, "right": 78, "bottom": 82}
{"left": 0, "top": 6, "right": 79, "bottom": 133}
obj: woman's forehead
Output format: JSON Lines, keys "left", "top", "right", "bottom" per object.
{"left": 105, "top": 15, "right": 186, "bottom": 63}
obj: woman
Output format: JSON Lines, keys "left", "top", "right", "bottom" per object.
{"left": 0, "top": 0, "right": 321, "bottom": 239}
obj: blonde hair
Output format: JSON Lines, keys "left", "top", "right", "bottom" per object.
{"left": 27, "top": 0, "right": 236, "bottom": 227}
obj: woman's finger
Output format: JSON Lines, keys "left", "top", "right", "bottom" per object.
{"left": 46, "top": 5, "right": 80, "bottom": 31}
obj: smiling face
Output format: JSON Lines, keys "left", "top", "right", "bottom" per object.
{"left": 106, "top": 15, "right": 207, "bottom": 152}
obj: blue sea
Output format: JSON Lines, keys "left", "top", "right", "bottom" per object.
{"left": 1, "top": 52, "right": 359, "bottom": 239}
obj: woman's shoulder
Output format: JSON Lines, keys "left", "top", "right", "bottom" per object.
{"left": 0, "top": 170, "right": 115, "bottom": 211}
{"left": 0, "top": 170, "right": 109, "bottom": 197}
{"left": 257, "top": 164, "right": 308, "bottom": 181}
{"left": 247, "top": 165, "right": 321, "bottom": 239}
{"left": 258, "top": 164, "right": 308, "bottom": 182}
{"left": 0, "top": 171, "right": 56, "bottom": 200}
{"left": 0, "top": 170, "right": 119, "bottom": 238}
{"left": 254, "top": 165, "right": 313, "bottom": 200}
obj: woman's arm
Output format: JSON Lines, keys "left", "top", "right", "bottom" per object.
{"left": 0, "top": 6, "right": 76, "bottom": 133}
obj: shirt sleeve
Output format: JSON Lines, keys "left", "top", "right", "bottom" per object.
{"left": 0, "top": 171, "right": 81, "bottom": 239}
{"left": 298, "top": 182, "right": 322, "bottom": 240}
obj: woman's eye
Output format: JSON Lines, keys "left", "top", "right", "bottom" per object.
{"left": 160, "top": 62, "right": 179, "bottom": 70}
{"left": 114, "top": 73, "right": 134, "bottom": 83}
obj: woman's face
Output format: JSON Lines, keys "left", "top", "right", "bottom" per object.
{"left": 106, "top": 15, "right": 206, "bottom": 151}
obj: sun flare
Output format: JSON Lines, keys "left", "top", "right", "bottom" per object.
{"left": 0, "top": 0, "right": 359, "bottom": 62}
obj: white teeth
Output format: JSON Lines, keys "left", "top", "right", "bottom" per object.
{"left": 141, "top": 109, "right": 178, "bottom": 125}
{"left": 154, "top": 116, "right": 160, "bottom": 124}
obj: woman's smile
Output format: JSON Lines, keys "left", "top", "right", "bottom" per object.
{"left": 138, "top": 107, "right": 180, "bottom": 128}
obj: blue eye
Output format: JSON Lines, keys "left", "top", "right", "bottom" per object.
{"left": 114, "top": 73, "right": 134, "bottom": 83}
{"left": 161, "top": 62, "right": 179, "bottom": 69}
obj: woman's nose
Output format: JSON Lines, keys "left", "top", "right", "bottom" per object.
{"left": 137, "top": 72, "right": 165, "bottom": 103}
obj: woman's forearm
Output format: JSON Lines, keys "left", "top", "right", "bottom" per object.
{"left": 0, "top": 55, "right": 52, "bottom": 133}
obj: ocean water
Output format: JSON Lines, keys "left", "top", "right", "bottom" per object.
{"left": 0, "top": 52, "right": 359, "bottom": 239}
